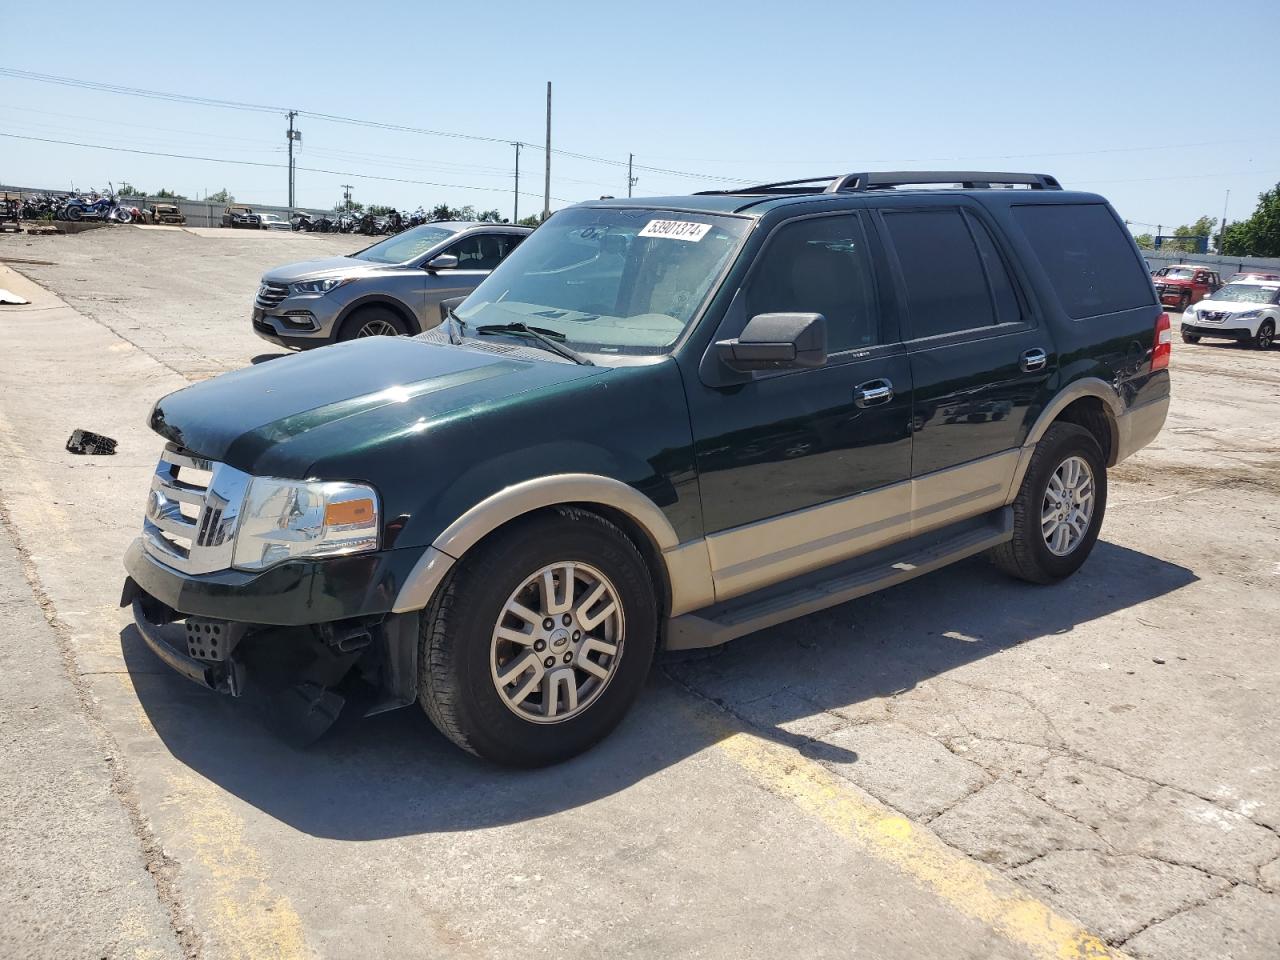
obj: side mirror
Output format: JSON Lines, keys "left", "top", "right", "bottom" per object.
{"left": 426, "top": 253, "right": 459, "bottom": 272}
{"left": 715, "top": 312, "right": 827, "bottom": 372}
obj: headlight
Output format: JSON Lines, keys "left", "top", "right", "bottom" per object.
{"left": 232, "top": 478, "right": 379, "bottom": 571}
{"left": 1235, "top": 309, "right": 1262, "bottom": 320}
{"left": 290, "top": 276, "right": 349, "bottom": 295}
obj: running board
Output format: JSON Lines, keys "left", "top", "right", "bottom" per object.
{"left": 666, "top": 508, "right": 1013, "bottom": 650}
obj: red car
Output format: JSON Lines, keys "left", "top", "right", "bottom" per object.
{"left": 1152, "top": 264, "right": 1222, "bottom": 311}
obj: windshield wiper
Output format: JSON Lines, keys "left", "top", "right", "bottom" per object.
{"left": 444, "top": 304, "right": 464, "bottom": 345}
{"left": 475, "top": 322, "right": 594, "bottom": 366}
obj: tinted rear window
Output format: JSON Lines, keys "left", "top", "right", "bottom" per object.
{"left": 1013, "top": 204, "right": 1154, "bottom": 319}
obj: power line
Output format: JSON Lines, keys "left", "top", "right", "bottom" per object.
{"left": 0, "top": 131, "right": 578, "bottom": 202}
{"left": 0, "top": 67, "right": 755, "bottom": 185}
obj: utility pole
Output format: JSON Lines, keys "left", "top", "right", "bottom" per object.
{"left": 286, "top": 110, "right": 299, "bottom": 209}
{"left": 628, "top": 153, "right": 638, "bottom": 198}
{"left": 341, "top": 184, "right": 353, "bottom": 212}
{"left": 1219, "top": 189, "right": 1230, "bottom": 254}
{"left": 512, "top": 142, "right": 521, "bottom": 223}
{"left": 543, "top": 81, "right": 551, "bottom": 222}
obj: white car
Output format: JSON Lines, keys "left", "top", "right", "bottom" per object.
{"left": 259, "top": 213, "right": 292, "bottom": 231}
{"left": 1181, "top": 280, "right": 1279, "bottom": 349}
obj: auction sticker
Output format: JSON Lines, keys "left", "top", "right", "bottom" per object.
{"left": 638, "top": 219, "right": 712, "bottom": 241}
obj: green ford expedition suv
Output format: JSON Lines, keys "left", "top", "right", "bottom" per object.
{"left": 123, "top": 171, "right": 1171, "bottom": 765}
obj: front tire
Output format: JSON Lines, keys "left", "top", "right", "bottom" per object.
{"left": 1254, "top": 320, "right": 1275, "bottom": 350}
{"left": 418, "top": 508, "right": 657, "bottom": 766}
{"left": 989, "top": 422, "right": 1107, "bottom": 584}
{"left": 336, "top": 306, "right": 409, "bottom": 342}
{"left": 1181, "top": 331, "right": 1201, "bottom": 344}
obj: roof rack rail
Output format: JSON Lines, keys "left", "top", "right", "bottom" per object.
{"left": 697, "top": 171, "right": 1062, "bottom": 196}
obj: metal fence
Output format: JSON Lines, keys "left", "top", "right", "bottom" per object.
{"left": 1140, "top": 249, "right": 1280, "bottom": 277}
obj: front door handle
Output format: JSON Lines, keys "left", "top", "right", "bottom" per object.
{"left": 1020, "top": 348, "right": 1048, "bottom": 373}
{"left": 854, "top": 378, "right": 894, "bottom": 408}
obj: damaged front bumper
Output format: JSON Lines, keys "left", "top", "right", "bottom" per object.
{"left": 121, "top": 538, "right": 424, "bottom": 736}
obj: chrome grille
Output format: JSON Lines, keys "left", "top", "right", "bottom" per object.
{"left": 142, "top": 444, "right": 251, "bottom": 575}
{"left": 256, "top": 281, "right": 289, "bottom": 308}
{"left": 1199, "top": 311, "right": 1227, "bottom": 324}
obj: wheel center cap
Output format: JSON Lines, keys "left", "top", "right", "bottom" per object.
{"left": 550, "top": 628, "right": 570, "bottom": 648}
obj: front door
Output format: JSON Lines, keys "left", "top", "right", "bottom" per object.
{"left": 423, "top": 233, "right": 521, "bottom": 324}
{"left": 874, "top": 204, "right": 1052, "bottom": 533}
{"left": 686, "top": 212, "right": 914, "bottom": 600}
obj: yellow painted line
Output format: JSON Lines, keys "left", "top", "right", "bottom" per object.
{"left": 698, "top": 707, "right": 1125, "bottom": 960}
{"left": 165, "top": 769, "right": 314, "bottom": 960}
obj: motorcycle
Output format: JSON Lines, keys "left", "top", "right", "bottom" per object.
{"left": 63, "top": 187, "right": 134, "bottom": 224}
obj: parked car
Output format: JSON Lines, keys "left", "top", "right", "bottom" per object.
{"left": 148, "top": 203, "right": 186, "bottom": 225}
{"left": 221, "top": 205, "right": 261, "bottom": 229}
{"left": 1226, "top": 270, "right": 1280, "bottom": 283}
{"left": 123, "top": 170, "right": 1169, "bottom": 765}
{"left": 250, "top": 221, "right": 531, "bottom": 348}
{"left": 1151, "top": 264, "right": 1221, "bottom": 311}
{"left": 259, "top": 213, "right": 291, "bottom": 231}
{"left": 1180, "top": 279, "right": 1279, "bottom": 349}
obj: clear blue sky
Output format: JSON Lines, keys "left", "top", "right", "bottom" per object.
{"left": 2, "top": 0, "right": 1277, "bottom": 233}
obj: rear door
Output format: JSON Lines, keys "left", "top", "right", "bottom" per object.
{"left": 687, "top": 211, "right": 915, "bottom": 599}
{"left": 874, "top": 203, "right": 1052, "bottom": 532}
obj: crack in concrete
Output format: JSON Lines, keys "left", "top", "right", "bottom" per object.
{"left": 1112, "top": 883, "right": 1238, "bottom": 949}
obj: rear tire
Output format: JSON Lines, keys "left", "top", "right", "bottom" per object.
{"left": 418, "top": 508, "right": 657, "bottom": 766}
{"left": 1178, "top": 292, "right": 1191, "bottom": 312}
{"left": 336, "top": 306, "right": 409, "bottom": 342}
{"left": 1255, "top": 320, "right": 1275, "bottom": 350}
{"left": 989, "top": 422, "right": 1107, "bottom": 584}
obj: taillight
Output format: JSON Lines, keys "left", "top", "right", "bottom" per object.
{"left": 1151, "top": 312, "right": 1172, "bottom": 371}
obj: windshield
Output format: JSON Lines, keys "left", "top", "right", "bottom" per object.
{"left": 1157, "top": 268, "right": 1195, "bottom": 280}
{"left": 352, "top": 224, "right": 460, "bottom": 264}
{"left": 1209, "top": 283, "right": 1280, "bottom": 305}
{"left": 456, "top": 207, "right": 750, "bottom": 354}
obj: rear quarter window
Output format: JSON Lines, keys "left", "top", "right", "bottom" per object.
{"left": 1012, "top": 204, "right": 1154, "bottom": 319}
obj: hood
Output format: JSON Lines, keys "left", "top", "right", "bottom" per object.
{"left": 262, "top": 255, "right": 381, "bottom": 282}
{"left": 1196, "top": 298, "right": 1268, "bottom": 314}
{"left": 149, "top": 337, "right": 605, "bottom": 476}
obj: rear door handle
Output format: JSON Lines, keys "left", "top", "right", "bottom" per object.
{"left": 1020, "top": 348, "right": 1048, "bottom": 373}
{"left": 854, "top": 379, "right": 894, "bottom": 408}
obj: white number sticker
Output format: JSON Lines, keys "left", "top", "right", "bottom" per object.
{"left": 638, "top": 219, "right": 712, "bottom": 242}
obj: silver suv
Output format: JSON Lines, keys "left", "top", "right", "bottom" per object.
{"left": 251, "top": 221, "right": 531, "bottom": 349}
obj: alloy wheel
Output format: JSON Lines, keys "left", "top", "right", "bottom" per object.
{"left": 356, "top": 319, "right": 401, "bottom": 337}
{"left": 1041, "top": 455, "right": 1095, "bottom": 556}
{"left": 490, "top": 561, "right": 624, "bottom": 723}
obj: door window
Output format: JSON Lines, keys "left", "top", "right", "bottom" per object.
{"left": 1012, "top": 203, "right": 1155, "bottom": 318}
{"left": 882, "top": 209, "right": 998, "bottom": 339}
{"left": 742, "top": 215, "right": 879, "bottom": 352}
{"left": 446, "top": 234, "right": 509, "bottom": 270}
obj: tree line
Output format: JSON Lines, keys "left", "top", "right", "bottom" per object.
{"left": 115, "top": 182, "right": 544, "bottom": 226}
{"left": 1134, "top": 183, "right": 1280, "bottom": 258}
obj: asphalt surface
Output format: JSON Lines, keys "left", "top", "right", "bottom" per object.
{"left": 1, "top": 225, "right": 1278, "bottom": 960}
